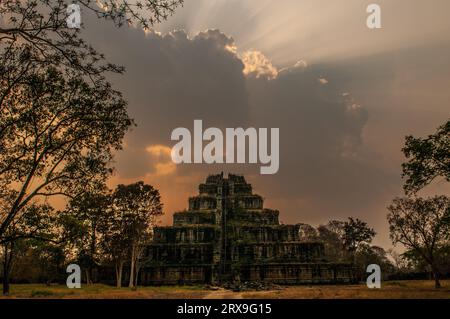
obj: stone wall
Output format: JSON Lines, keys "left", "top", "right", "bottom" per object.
{"left": 153, "top": 226, "right": 218, "bottom": 244}
{"left": 230, "top": 242, "right": 325, "bottom": 263}
{"left": 239, "top": 263, "right": 355, "bottom": 284}
{"left": 146, "top": 243, "right": 214, "bottom": 264}
{"left": 141, "top": 265, "right": 212, "bottom": 285}
{"left": 228, "top": 209, "right": 279, "bottom": 225}
{"left": 173, "top": 211, "right": 217, "bottom": 226}
{"left": 228, "top": 225, "right": 301, "bottom": 242}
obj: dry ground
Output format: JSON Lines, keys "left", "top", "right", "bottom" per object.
{"left": 0, "top": 280, "right": 449, "bottom": 299}
{"left": 240, "top": 280, "right": 450, "bottom": 299}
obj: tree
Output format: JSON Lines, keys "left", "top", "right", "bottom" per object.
{"left": 0, "top": 0, "right": 183, "bottom": 84}
{"left": 98, "top": 209, "right": 130, "bottom": 288}
{"left": 355, "top": 245, "right": 395, "bottom": 279}
{"left": 342, "top": 217, "right": 376, "bottom": 261}
{"left": 387, "top": 195, "right": 450, "bottom": 288}
{"left": 387, "top": 248, "right": 412, "bottom": 274}
{"left": 318, "top": 218, "right": 375, "bottom": 263}
{"left": 402, "top": 119, "right": 450, "bottom": 194}
{"left": 63, "top": 189, "right": 110, "bottom": 284}
{"left": 1, "top": 203, "right": 56, "bottom": 295}
{"left": 111, "top": 182, "right": 163, "bottom": 288}
{"left": 0, "top": 66, "right": 132, "bottom": 245}
{"left": 318, "top": 220, "right": 346, "bottom": 261}
{"left": 0, "top": 0, "right": 182, "bottom": 248}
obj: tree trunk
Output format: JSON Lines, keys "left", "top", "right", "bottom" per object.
{"left": 134, "top": 245, "right": 145, "bottom": 287}
{"left": 134, "top": 264, "right": 140, "bottom": 288}
{"left": 432, "top": 269, "right": 441, "bottom": 289}
{"left": 85, "top": 269, "right": 92, "bottom": 285}
{"left": 2, "top": 243, "right": 13, "bottom": 296}
{"left": 115, "top": 261, "right": 124, "bottom": 288}
{"left": 89, "top": 221, "right": 97, "bottom": 285}
{"left": 129, "top": 245, "right": 136, "bottom": 288}
{"left": 2, "top": 265, "right": 10, "bottom": 296}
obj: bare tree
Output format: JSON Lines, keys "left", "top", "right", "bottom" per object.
{"left": 388, "top": 195, "right": 450, "bottom": 288}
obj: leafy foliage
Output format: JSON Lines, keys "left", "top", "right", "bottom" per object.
{"left": 402, "top": 119, "right": 450, "bottom": 194}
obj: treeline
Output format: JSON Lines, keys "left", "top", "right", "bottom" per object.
{"left": 0, "top": 0, "right": 183, "bottom": 296}
{"left": 296, "top": 218, "right": 391, "bottom": 280}
{"left": 297, "top": 216, "right": 450, "bottom": 283}
{"left": 1, "top": 182, "right": 162, "bottom": 293}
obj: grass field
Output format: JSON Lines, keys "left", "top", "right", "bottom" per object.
{"left": 1, "top": 280, "right": 449, "bottom": 299}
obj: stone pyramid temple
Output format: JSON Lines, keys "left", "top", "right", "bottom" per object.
{"left": 142, "top": 173, "right": 354, "bottom": 285}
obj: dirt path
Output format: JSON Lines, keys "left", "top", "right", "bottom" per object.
{"left": 202, "top": 288, "right": 243, "bottom": 299}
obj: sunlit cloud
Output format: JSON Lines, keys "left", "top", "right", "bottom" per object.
{"left": 242, "top": 50, "right": 278, "bottom": 79}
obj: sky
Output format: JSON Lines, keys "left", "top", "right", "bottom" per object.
{"left": 80, "top": 0, "right": 450, "bottom": 249}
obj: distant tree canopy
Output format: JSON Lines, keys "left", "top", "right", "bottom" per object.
{"left": 318, "top": 218, "right": 376, "bottom": 260}
{"left": 402, "top": 119, "right": 450, "bottom": 194}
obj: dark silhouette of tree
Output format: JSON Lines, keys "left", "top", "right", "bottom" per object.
{"left": 354, "top": 245, "right": 395, "bottom": 279}
{"left": 318, "top": 218, "right": 375, "bottom": 263}
{"left": 342, "top": 217, "right": 376, "bottom": 262}
{"left": 0, "top": 67, "right": 132, "bottom": 252}
{"left": 0, "top": 1, "right": 180, "bottom": 291}
{"left": 98, "top": 207, "right": 130, "bottom": 288}
{"left": 63, "top": 188, "right": 111, "bottom": 284}
{"left": 387, "top": 195, "right": 450, "bottom": 288}
{"left": 110, "top": 182, "right": 163, "bottom": 288}
{"left": 318, "top": 220, "right": 346, "bottom": 261}
{"left": 0, "top": 0, "right": 182, "bottom": 252}
{"left": 1, "top": 203, "right": 56, "bottom": 295}
{"left": 0, "top": 0, "right": 183, "bottom": 83}
{"left": 402, "top": 119, "right": 450, "bottom": 194}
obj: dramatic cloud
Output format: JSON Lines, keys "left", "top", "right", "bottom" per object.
{"left": 80, "top": 1, "right": 450, "bottom": 247}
